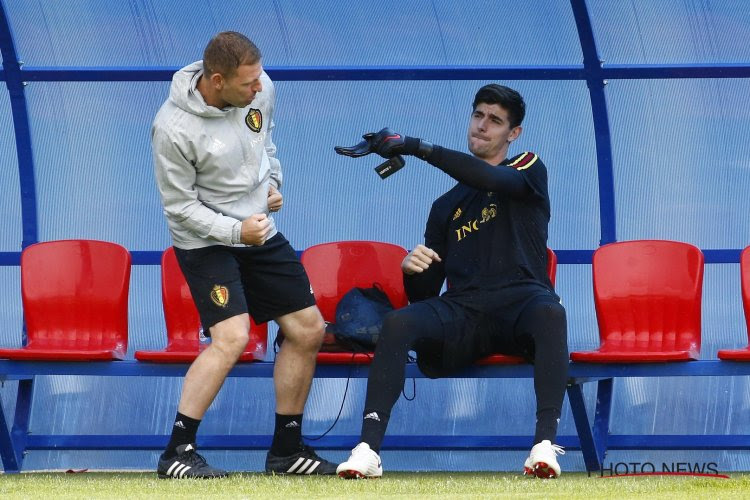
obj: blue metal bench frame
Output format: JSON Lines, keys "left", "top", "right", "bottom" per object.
{"left": 3, "top": 359, "right": 750, "bottom": 473}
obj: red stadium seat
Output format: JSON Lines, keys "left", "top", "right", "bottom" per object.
{"left": 301, "top": 241, "right": 408, "bottom": 364}
{"left": 717, "top": 246, "right": 750, "bottom": 360}
{"left": 0, "top": 240, "right": 131, "bottom": 361}
{"left": 134, "top": 247, "right": 267, "bottom": 363}
{"left": 571, "top": 240, "right": 704, "bottom": 363}
{"left": 477, "top": 247, "right": 558, "bottom": 365}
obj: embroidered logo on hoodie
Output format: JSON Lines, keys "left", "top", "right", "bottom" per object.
{"left": 246, "top": 108, "right": 262, "bottom": 132}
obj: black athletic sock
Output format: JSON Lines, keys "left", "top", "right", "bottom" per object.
{"left": 162, "top": 412, "right": 201, "bottom": 459}
{"left": 270, "top": 413, "right": 303, "bottom": 456}
{"left": 361, "top": 409, "right": 390, "bottom": 454}
{"left": 534, "top": 408, "right": 562, "bottom": 444}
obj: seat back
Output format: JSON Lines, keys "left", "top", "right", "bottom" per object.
{"left": 21, "top": 240, "right": 131, "bottom": 357}
{"left": 301, "top": 241, "right": 408, "bottom": 323}
{"left": 161, "top": 247, "right": 201, "bottom": 343}
{"left": 161, "top": 247, "right": 267, "bottom": 357}
{"left": 593, "top": 240, "right": 703, "bottom": 357}
{"left": 742, "top": 246, "right": 750, "bottom": 339}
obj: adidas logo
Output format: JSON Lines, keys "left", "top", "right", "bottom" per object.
{"left": 184, "top": 443, "right": 194, "bottom": 452}
{"left": 286, "top": 457, "right": 320, "bottom": 474}
{"left": 166, "top": 461, "right": 192, "bottom": 478}
{"left": 174, "top": 420, "right": 186, "bottom": 429}
{"left": 285, "top": 420, "right": 300, "bottom": 428}
{"left": 364, "top": 412, "right": 380, "bottom": 422}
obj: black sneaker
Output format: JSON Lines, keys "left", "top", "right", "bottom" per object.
{"left": 157, "top": 443, "right": 228, "bottom": 479}
{"left": 265, "top": 445, "right": 338, "bottom": 475}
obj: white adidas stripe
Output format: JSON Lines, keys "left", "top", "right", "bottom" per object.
{"left": 166, "top": 461, "right": 180, "bottom": 476}
{"left": 296, "top": 459, "right": 314, "bottom": 474}
{"left": 173, "top": 464, "right": 186, "bottom": 477}
{"left": 178, "top": 465, "right": 192, "bottom": 478}
{"left": 287, "top": 457, "right": 306, "bottom": 473}
{"left": 166, "top": 461, "right": 192, "bottom": 478}
{"left": 286, "top": 457, "right": 321, "bottom": 474}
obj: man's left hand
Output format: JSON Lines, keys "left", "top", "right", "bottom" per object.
{"left": 268, "top": 185, "right": 283, "bottom": 212}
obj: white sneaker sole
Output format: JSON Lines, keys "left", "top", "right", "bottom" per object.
{"left": 337, "top": 469, "right": 381, "bottom": 479}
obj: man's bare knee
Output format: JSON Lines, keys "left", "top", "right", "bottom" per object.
{"left": 277, "top": 307, "right": 325, "bottom": 353}
{"left": 209, "top": 315, "right": 251, "bottom": 357}
{"left": 287, "top": 320, "right": 325, "bottom": 352}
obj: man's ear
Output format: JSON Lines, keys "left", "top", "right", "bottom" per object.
{"left": 509, "top": 125, "right": 523, "bottom": 142}
{"left": 209, "top": 72, "right": 224, "bottom": 90}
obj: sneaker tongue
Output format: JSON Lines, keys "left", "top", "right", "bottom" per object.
{"left": 177, "top": 443, "right": 196, "bottom": 453}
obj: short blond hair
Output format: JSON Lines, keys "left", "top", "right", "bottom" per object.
{"left": 203, "top": 31, "right": 261, "bottom": 77}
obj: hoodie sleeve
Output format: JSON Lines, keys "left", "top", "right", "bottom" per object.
{"left": 152, "top": 125, "right": 241, "bottom": 245}
{"left": 263, "top": 77, "right": 282, "bottom": 190}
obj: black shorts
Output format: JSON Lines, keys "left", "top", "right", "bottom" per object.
{"left": 173, "top": 232, "right": 316, "bottom": 330}
{"left": 414, "top": 283, "right": 560, "bottom": 377}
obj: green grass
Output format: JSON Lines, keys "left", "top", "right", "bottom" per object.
{"left": 1, "top": 472, "right": 749, "bottom": 499}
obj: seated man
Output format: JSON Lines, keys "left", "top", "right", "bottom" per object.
{"left": 336, "top": 84, "right": 568, "bottom": 479}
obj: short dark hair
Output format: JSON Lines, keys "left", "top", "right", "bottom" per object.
{"left": 472, "top": 84, "right": 526, "bottom": 128}
{"left": 203, "top": 31, "right": 261, "bottom": 77}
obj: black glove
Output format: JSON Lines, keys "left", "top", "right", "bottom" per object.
{"left": 334, "top": 128, "right": 433, "bottom": 160}
{"left": 333, "top": 133, "right": 378, "bottom": 158}
{"left": 368, "top": 128, "right": 409, "bottom": 158}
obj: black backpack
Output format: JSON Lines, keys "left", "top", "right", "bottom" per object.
{"left": 331, "top": 285, "right": 394, "bottom": 351}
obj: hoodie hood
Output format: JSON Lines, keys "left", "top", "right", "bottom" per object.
{"left": 169, "top": 60, "right": 227, "bottom": 118}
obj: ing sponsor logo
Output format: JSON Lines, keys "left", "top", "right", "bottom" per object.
{"left": 454, "top": 203, "right": 497, "bottom": 241}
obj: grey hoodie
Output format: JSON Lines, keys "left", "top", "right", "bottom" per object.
{"left": 152, "top": 61, "right": 281, "bottom": 249}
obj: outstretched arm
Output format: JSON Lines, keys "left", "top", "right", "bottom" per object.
{"left": 340, "top": 127, "right": 531, "bottom": 197}
{"left": 424, "top": 145, "right": 530, "bottom": 197}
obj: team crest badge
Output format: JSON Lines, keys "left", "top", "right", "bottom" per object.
{"left": 453, "top": 207, "right": 462, "bottom": 220}
{"left": 210, "top": 285, "right": 230, "bottom": 307}
{"left": 481, "top": 204, "right": 497, "bottom": 223}
{"left": 245, "top": 108, "right": 262, "bottom": 132}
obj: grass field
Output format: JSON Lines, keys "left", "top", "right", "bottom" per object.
{"left": 1, "top": 471, "right": 748, "bottom": 499}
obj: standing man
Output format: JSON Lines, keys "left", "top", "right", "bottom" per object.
{"left": 335, "top": 84, "right": 568, "bottom": 479}
{"left": 152, "top": 31, "right": 336, "bottom": 478}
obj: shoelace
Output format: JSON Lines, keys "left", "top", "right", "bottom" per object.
{"left": 531, "top": 442, "right": 565, "bottom": 462}
{"left": 550, "top": 444, "right": 565, "bottom": 456}
{"left": 180, "top": 450, "right": 209, "bottom": 467}
{"left": 300, "top": 444, "right": 324, "bottom": 461}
